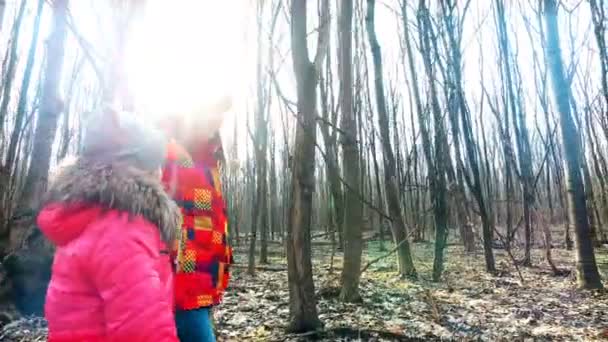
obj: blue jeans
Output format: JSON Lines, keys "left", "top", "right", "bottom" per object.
{"left": 175, "top": 308, "right": 216, "bottom": 342}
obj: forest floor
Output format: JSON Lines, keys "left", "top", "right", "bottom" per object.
{"left": 213, "top": 242, "right": 608, "bottom": 342}
{"left": 1, "top": 241, "right": 607, "bottom": 341}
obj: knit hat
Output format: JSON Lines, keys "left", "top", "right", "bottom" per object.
{"left": 81, "top": 105, "right": 167, "bottom": 171}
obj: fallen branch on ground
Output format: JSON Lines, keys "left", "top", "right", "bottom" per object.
{"left": 231, "top": 264, "right": 287, "bottom": 272}
{"left": 360, "top": 238, "right": 408, "bottom": 274}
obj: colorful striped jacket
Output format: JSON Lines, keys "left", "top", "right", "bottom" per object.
{"left": 162, "top": 137, "right": 232, "bottom": 310}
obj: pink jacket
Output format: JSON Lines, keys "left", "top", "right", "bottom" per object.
{"left": 38, "top": 158, "right": 181, "bottom": 342}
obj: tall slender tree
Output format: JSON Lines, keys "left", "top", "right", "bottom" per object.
{"left": 14, "top": 0, "right": 69, "bottom": 219}
{"left": 543, "top": 0, "right": 603, "bottom": 289}
{"left": 339, "top": 0, "right": 363, "bottom": 302}
{"left": 494, "top": 0, "right": 535, "bottom": 265}
{"left": 285, "top": 0, "right": 329, "bottom": 332}
{"left": 416, "top": 0, "right": 450, "bottom": 281}
{"left": 5, "top": 0, "right": 44, "bottom": 173}
{"left": 0, "top": 0, "right": 27, "bottom": 140}
{"left": 366, "top": 0, "right": 417, "bottom": 278}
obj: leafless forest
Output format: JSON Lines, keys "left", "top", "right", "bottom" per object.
{"left": 0, "top": 0, "right": 607, "bottom": 341}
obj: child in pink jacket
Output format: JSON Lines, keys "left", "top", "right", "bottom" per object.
{"left": 37, "top": 108, "right": 181, "bottom": 342}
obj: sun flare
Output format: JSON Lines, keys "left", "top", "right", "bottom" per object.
{"left": 124, "top": 1, "right": 245, "bottom": 118}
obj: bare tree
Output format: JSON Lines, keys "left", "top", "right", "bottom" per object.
{"left": 416, "top": 0, "right": 450, "bottom": 281}
{"left": 248, "top": 0, "right": 268, "bottom": 274}
{"left": 543, "top": 0, "right": 603, "bottom": 289}
{"left": 285, "top": 0, "right": 329, "bottom": 332}
{"left": 13, "top": 0, "right": 69, "bottom": 237}
{"left": 588, "top": 0, "right": 608, "bottom": 129}
{"left": 339, "top": 0, "right": 363, "bottom": 302}
{"left": 0, "top": 0, "right": 27, "bottom": 140}
{"left": 494, "top": 0, "right": 535, "bottom": 266}
{"left": 366, "top": 0, "right": 416, "bottom": 278}
{"left": 5, "top": 0, "right": 44, "bottom": 174}
{"left": 319, "top": 53, "right": 344, "bottom": 249}
{"left": 437, "top": 0, "right": 476, "bottom": 253}
{"left": 443, "top": 7, "right": 497, "bottom": 272}
{"left": 399, "top": 2, "right": 428, "bottom": 245}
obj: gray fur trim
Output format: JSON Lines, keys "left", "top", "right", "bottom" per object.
{"left": 43, "top": 157, "right": 179, "bottom": 244}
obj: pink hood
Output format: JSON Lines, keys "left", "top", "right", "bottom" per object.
{"left": 38, "top": 204, "right": 102, "bottom": 246}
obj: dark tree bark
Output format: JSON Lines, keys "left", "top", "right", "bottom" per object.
{"left": 367, "top": 0, "right": 417, "bottom": 278}
{"left": 400, "top": 1, "right": 430, "bottom": 245}
{"left": 285, "top": 0, "right": 328, "bottom": 332}
{"left": 246, "top": 115, "right": 258, "bottom": 275}
{"left": 269, "top": 129, "right": 280, "bottom": 243}
{"left": 543, "top": 0, "right": 603, "bottom": 289}
{"left": 416, "top": 0, "right": 449, "bottom": 282}
{"left": 441, "top": 0, "right": 475, "bottom": 252}
{"left": 57, "top": 57, "right": 84, "bottom": 162}
{"left": 494, "top": 0, "right": 535, "bottom": 265}
{"left": 369, "top": 113, "right": 387, "bottom": 247}
{"left": 257, "top": 1, "right": 270, "bottom": 266}
{"left": 438, "top": 0, "right": 475, "bottom": 253}
{"left": 587, "top": 109, "right": 608, "bottom": 243}
{"left": 339, "top": 0, "right": 363, "bottom": 303}
{"left": 4, "top": 0, "right": 69, "bottom": 316}
{"left": 319, "top": 65, "right": 344, "bottom": 249}
{"left": 14, "top": 0, "right": 68, "bottom": 220}
{"left": 455, "top": 54, "right": 497, "bottom": 274}
{"left": 588, "top": 0, "right": 608, "bottom": 128}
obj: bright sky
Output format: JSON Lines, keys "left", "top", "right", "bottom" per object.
{"left": 0, "top": 0, "right": 599, "bottom": 163}
{"left": 124, "top": 1, "right": 249, "bottom": 115}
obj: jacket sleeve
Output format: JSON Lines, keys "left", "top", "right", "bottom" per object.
{"left": 89, "top": 218, "right": 178, "bottom": 342}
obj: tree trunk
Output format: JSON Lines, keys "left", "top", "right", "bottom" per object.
{"left": 367, "top": 0, "right": 417, "bottom": 278}
{"left": 536, "top": 209, "right": 560, "bottom": 275}
{"left": 0, "top": 0, "right": 27, "bottom": 141}
{"left": 319, "top": 72, "right": 344, "bottom": 250}
{"left": 587, "top": 112, "right": 608, "bottom": 243}
{"left": 543, "top": 0, "right": 603, "bottom": 289}
{"left": 370, "top": 118, "right": 387, "bottom": 249}
{"left": 259, "top": 182, "right": 269, "bottom": 264}
{"left": 400, "top": 2, "right": 428, "bottom": 245}
{"left": 3, "top": 0, "right": 69, "bottom": 316}
{"left": 417, "top": 0, "right": 449, "bottom": 282}
{"left": 495, "top": 0, "right": 535, "bottom": 265}
{"left": 247, "top": 117, "right": 257, "bottom": 275}
{"left": 339, "top": 0, "right": 363, "bottom": 303}
{"left": 588, "top": 0, "right": 608, "bottom": 124}
{"left": 269, "top": 132, "right": 280, "bottom": 244}
{"left": 5, "top": 0, "right": 45, "bottom": 173}
{"left": 460, "top": 82, "right": 496, "bottom": 273}
{"left": 285, "top": 0, "right": 326, "bottom": 332}
{"left": 13, "top": 0, "right": 68, "bottom": 220}
{"left": 438, "top": 0, "right": 475, "bottom": 253}
{"left": 581, "top": 160, "right": 602, "bottom": 246}
{"left": 230, "top": 117, "right": 241, "bottom": 247}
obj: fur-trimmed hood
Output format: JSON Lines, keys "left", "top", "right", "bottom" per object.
{"left": 38, "top": 157, "right": 179, "bottom": 245}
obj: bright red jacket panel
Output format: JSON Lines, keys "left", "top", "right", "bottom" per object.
{"left": 38, "top": 204, "right": 178, "bottom": 342}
